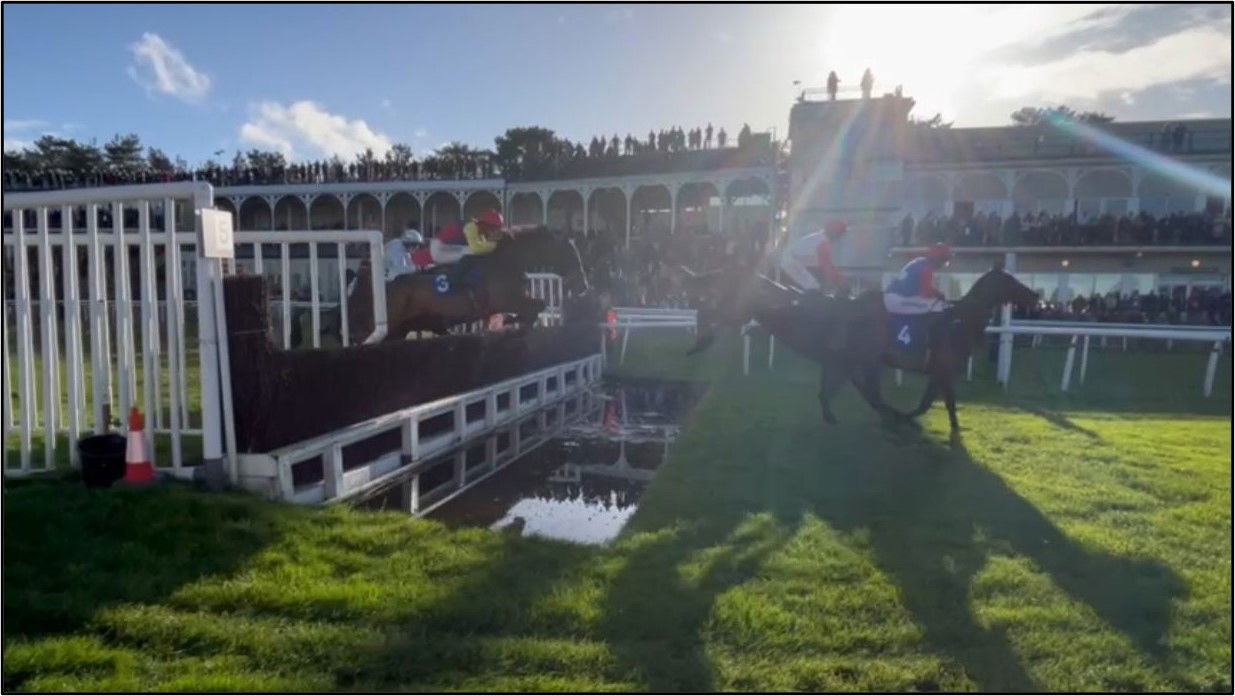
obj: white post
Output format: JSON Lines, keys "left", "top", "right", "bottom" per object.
{"left": 996, "top": 252, "right": 1016, "bottom": 387}
{"left": 625, "top": 190, "right": 633, "bottom": 249}
{"left": 336, "top": 242, "right": 349, "bottom": 347}
{"left": 767, "top": 335, "right": 775, "bottom": 369}
{"left": 1079, "top": 334, "right": 1090, "bottom": 385}
{"left": 1060, "top": 335, "right": 1077, "bottom": 391}
{"left": 85, "top": 204, "right": 111, "bottom": 433}
{"left": 309, "top": 243, "right": 321, "bottom": 348}
{"left": 112, "top": 202, "right": 136, "bottom": 420}
{"left": 61, "top": 207, "right": 85, "bottom": 444}
{"left": 195, "top": 209, "right": 227, "bottom": 483}
{"left": 13, "top": 210, "right": 35, "bottom": 471}
{"left": 280, "top": 243, "right": 291, "bottom": 349}
{"left": 966, "top": 355, "right": 974, "bottom": 382}
{"left": 743, "top": 332, "right": 751, "bottom": 376}
{"left": 138, "top": 202, "right": 159, "bottom": 456}
{"left": 1203, "top": 341, "right": 1222, "bottom": 397}
{"left": 163, "top": 197, "right": 184, "bottom": 470}
{"left": 620, "top": 326, "right": 631, "bottom": 365}
{"left": 36, "top": 209, "right": 61, "bottom": 467}
{"left": 895, "top": 369, "right": 903, "bottom": 386}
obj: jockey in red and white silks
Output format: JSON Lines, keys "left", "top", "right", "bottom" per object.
{"left": 780, "top": 220, "right": 848, "bottom": 293}
{"left": 884, "top": 243, "right": 952, "bottom": 314}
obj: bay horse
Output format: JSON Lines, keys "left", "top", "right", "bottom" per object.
{"left": 749, "top": 268, "right": 1039, "bottom": 433}
{"left": 340, "top": 229, "right": 588, "bottom": 344}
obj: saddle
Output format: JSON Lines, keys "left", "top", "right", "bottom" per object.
{"left": 424, "top": 257, "right": 489, "bottom": 312}
{"left": 886, "top": 309, "right": 951, "bottom": 366}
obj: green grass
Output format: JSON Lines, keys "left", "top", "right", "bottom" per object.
{"left": 3, "top": 330, "right": 1231, "bottom": 691}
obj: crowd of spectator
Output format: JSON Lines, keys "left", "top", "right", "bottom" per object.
{"left": 583, "top": 123, "right": 755, "bottom": 159}
{"left": 566, "top": 220, "right": 770, "bottom": 307}
{"left": 2, "top": 123, "right": 772, "bottom": 193}
{"left": 899, "top": 210, "right": 1233, "bottom": 247}
{"left": 1014, "top": 286, "right": 1231, "bottom": 327}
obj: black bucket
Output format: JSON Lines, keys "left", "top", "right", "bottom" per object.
{"left": 78, "top": 434, "right": 127, "bottom": 488}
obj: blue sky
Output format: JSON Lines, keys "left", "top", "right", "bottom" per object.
{"left": 3, "top": 4, "right": 1231, "bottom": 164}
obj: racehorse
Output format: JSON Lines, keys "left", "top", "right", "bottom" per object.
{"left": 338, "top": 228, "right": 588, "bottom": 344}
{"left": 680, "top": 242, "right": 789, "bottom": 355}
{"left": 748, "top": 268, "right": 1039, "bottom": 433}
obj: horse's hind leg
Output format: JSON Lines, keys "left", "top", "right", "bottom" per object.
{"left": 852, "top": 365, "right": 907, "bottom": 424}
{"left": 818, "top": 364, "right": 847, "bottom": 425}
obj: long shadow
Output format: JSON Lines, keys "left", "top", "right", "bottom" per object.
{"left": 598, "top": 510, "right": 796, "bottom": 691}
{"left": 1016, "top": 405, "right": 1102, "bottom": 439}
{"left": 804, "top": 431, "right": 1186, "bottom": 691}
{"left": 2, "top": 480, "right": 287, "bottom": 640}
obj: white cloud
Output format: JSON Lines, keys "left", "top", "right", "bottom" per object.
{"left": 239, "top": 100, "right": 393, "bottom": 160}
{"left": 381, "top": 98, "right": 393, "bottom": 111}
{"left": 127, "top": 33, "right": 211, "bottom": 103}
{"left": 4, "top": 119, "right": 49, "bottom": 132}
{"left": 414, "top": 128, "right": 428, "bottom": 139}
{"left": 986, "top": 25, "right": 1232, "bottom": 102}
{"left": 4, "top": 119, "right": 52, "bottom": 151}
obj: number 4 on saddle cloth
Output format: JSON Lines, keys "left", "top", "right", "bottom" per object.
{"left": 886, "top": 312, "right": 943, "bottom": 366}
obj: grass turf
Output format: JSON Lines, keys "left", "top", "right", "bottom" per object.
{"left": 3, "top": 330, "right": 1231, "bottom": 691}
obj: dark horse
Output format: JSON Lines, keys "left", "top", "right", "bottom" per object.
{"left": 338, "top": 229, "right": 588, "bottom": 344}
{"left": 680, "top": 242, "right": 792, "bottom": 355}
{"left": 743, "top": 269, "right": 1038, "bottom": 432}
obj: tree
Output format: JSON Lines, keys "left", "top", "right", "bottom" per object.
{"left": 147, "top": 147, "right": 175, "bottom": 173}
{"left": 1010, "top": 105, "right": 1114, "bottom": 126}
{"left": 435, "top": 141, "right": 483, "bottom": 178}
{"left": 384, "top": 143, "right": 414, "bottom": 169}
{"left": 245, "top": 149, "right": 287, "bottom": 171}
{"left": 493, "top": 126, "right": 571, "bottom": 179}
{"left": 103, "top": 134, "right": 145, "bottom": 172}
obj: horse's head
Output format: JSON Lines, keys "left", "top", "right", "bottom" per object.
{"left": 343, "top": 261, "right": 377, "bottom": 346}
{"left": 968, "top": 268, "right": 1039, "bottom": 310}
{"left": 499, "top": 228, "right": 589, "bottom": 295}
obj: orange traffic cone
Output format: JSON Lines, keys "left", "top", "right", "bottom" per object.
{"left": 123, "top": 406, "right": 155, "bottom": 485}
{"left": 606, "top": 309, "right": 618, "bottom": 341}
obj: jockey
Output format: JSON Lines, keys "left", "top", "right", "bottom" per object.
{"left": 884, "top": 243, "right": 952, "bottom": 314}
{"left": 384, "top": 228, "right": 431, "bottom": 282}
{"left": 429, "top": 209, "right": 503, "bottom": 266}
{"left": 780, "top": 220, "right": 848, "bottom": 294}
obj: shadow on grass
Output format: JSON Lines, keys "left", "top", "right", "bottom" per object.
{"left": 586, "top": 393, "right": 1187, "bottom": 691}
{"left": 802, "top": 428, "right": 1185, "bottom": 691}
{"left": 1015, "top": 405, "right": 1102, "bottom": 439}
{"left": 1, "top": 481, "right": 291, "bottom": 643}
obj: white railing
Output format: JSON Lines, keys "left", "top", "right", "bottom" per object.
{"left": 234, "top": 353, "right": 604, "bottom": 504}
{"left": 221, "top": 230, "right": 387, "bottom": 349}
{"left": 526, "top": 272, "right": 564, "bottom": 326}
{"left": 3, "top": 182, "right": 225, "bottom": 477}
{"left": 990, "top": 322, "right": 1230, "bottom": 395}
{"left": 609, "top": 306, "right": 698, "bottom": 364}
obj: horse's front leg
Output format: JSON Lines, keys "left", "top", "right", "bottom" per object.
{"left": 942, "top": 377, "right": 960, "bottom": 433}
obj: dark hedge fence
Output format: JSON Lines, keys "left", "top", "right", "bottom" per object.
{"left": 224, "top": 276, "right": 600, "bottom": 453}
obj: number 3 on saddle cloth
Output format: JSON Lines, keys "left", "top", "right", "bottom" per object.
{"left": 432, "top": 257, "right": 489, "bottom": 308}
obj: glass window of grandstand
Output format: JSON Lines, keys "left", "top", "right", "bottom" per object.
{"left": 1120, "top": 273, "right": 1156, "bottom": 295}
{"left": 1093, "top": 273, "right": 1123, "bottom": 296}
{"left": 1062, "top": 273, "right": 1095, "bottom": 302}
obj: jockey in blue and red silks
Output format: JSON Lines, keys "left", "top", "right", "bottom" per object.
{"left": 885, "top": 243, "right": 952, "bottom": 314}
